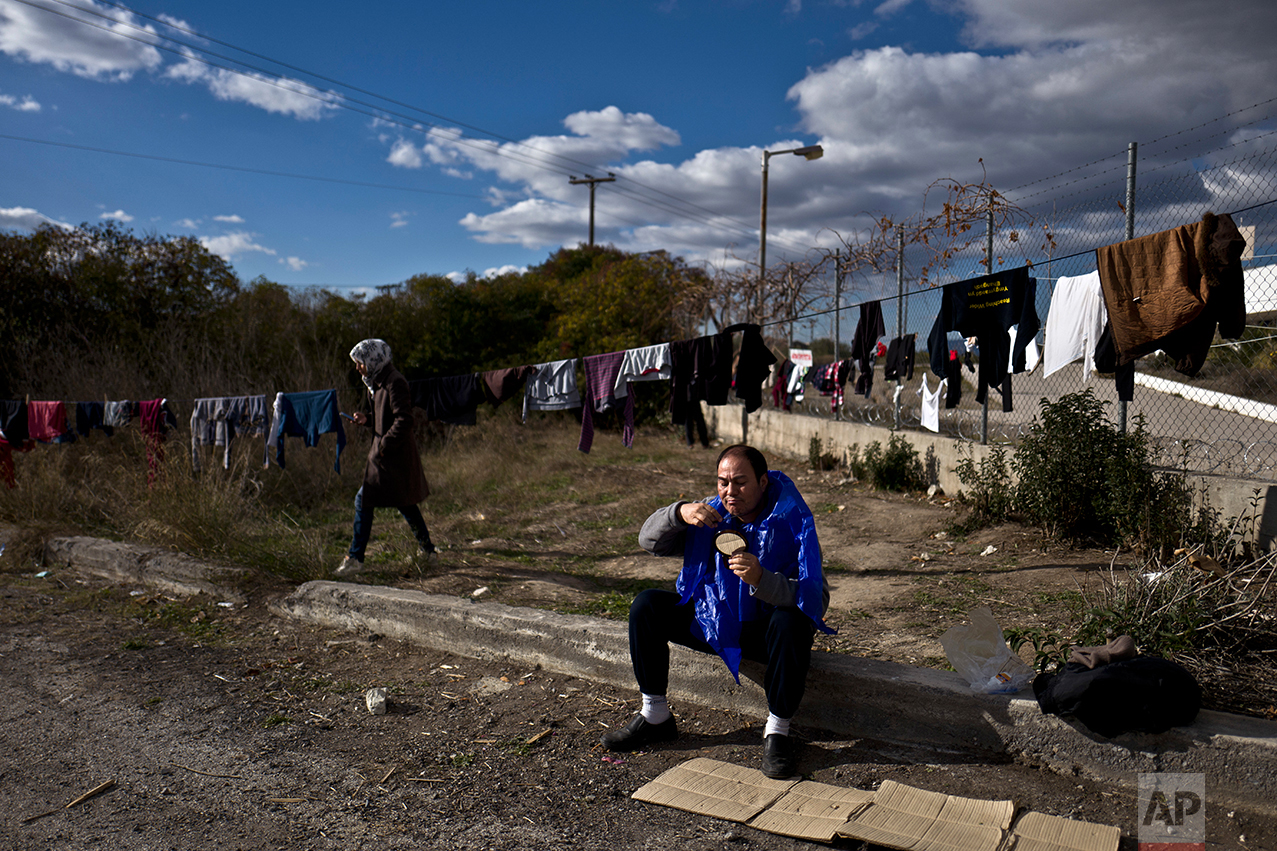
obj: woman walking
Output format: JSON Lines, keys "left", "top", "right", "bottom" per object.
{"left": 337, "top": 339, "right": 437, "bottom": 575}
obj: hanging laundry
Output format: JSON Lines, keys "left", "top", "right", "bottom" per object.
{"left": 927, "top": 266, "right": 1038, "bottom": 412}
{"left": 614, "top": 343, "right": 672, "bottom": 398}
{"left": 0, "top": 400, "right": 29, "bottom": 444}
{"left": 812, "top": 360, "right": 852, "bottom": 413}
{"left": 850, "top": 301, "right": 886, "bottom": 398}
{"left": 1096, "top": 212, "right": 1246, "bottom": 376}
{"left": 785, "top": 360, "right": 810, "bottom": 406}
{"left": 1009, "top": 325, "right": 1041, "bottom": 374}
{"left": 611, "top": 343, "right": 673, "bottom": 448}
{"left": 1092, "top": 322, "right": 1136, "bottom": 402}
{"left": 28, "top": 401, "right": 72, "bottom": 443}
{"left": 771, "top": 359, "right": 795, "bottom": 411}
{"left": 481, "top": 366, "right": 535, "bottom": 409}
{"left": 104, "top": 400, "right": 133, "bottom": 428}
{"left": 409, "top": 374, "right": 484, "bottom": 425}
{"left": 523, "top": 359, "right": 581, "bottom": 422}
{"left": 1043, "top": 271, "right": 1106, "bottom": 380}
{"left": 670, "top": 333, "right": 730, "bottom": 426}
{"left": 74, "top": 401, "right": 114, "bottom": 438}
{"left": 883, "top": 335, "right": 916, "bottom": 381}
{"left": 723, "top": 323, "right": 777, "bottom": 414}
{"left": 138, "top": 399, "right": 177, "bottom": 485}
{"left": 578, "top": 351, "right": 626, "bottom": 453}
{"left": 270, "top": 390, "right": 346, "bottom": 473}
{"left": 919, "top": 374, "right": 945, "bottom": 433}
{"left": 191, "top": 395, "right": 271, "bottom": 472}
{"left": 945, "top": 350, "right": 963, "bottom": 409}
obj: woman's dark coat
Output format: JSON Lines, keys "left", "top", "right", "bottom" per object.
{"left": 361, "top": 363, "right": 428, "bottom": 507}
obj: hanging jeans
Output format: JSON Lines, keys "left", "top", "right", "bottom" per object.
{"left": 347, "top": 485, "right": 435, "bottom": 561}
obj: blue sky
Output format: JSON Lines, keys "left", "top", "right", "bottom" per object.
{"left": 2, "top": 0, "right": 1276, "bottom": 293}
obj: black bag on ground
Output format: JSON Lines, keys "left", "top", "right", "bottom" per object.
{"left": 1033, "top": 656, "right": 1201, "bottom": 738}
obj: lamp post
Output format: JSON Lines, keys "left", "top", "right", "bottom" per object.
{"left": 745, "top": 144, "right": 822, "bottom": 443}
{"left": 757, "top": 144, "right": 823, "bottom": 323}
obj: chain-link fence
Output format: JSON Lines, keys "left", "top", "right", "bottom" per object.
{"left": 777, "top": 104, "right": 1277, "bottom": 481}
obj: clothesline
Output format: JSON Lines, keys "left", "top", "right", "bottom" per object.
{"left": 771, "top": 200, "right": 1267, "bottom": 332}
{"left": 3, "top": 209, "right": 1260, "bottom": 482}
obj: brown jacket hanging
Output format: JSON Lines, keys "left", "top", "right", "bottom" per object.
{"left": 1096, "top": 212, "right": 1247, "bottom": 375}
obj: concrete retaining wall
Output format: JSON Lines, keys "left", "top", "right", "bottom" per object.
{"left": 706, "top": 404, "right": 1277, "bottom": 549}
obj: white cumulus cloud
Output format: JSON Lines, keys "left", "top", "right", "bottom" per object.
{"left": 0, "top": 205, "right": 71, "bottom": 230}
{"left": 426, "top": 2, "right": 1277, "bottom": 268}
{"left": 387, "top": 139, "right": 423, "bottom": 169}
{"left": 99, "top": 209, "right": 133, "bottom": 222}
{"left": 213, "top": 214, "right": 244, "bottom": 223}
{"left": 199, "top": 231, "right": 276, "bottom": 260}
{"left": 483, "top": 264, "right": 527, "bottom": 278}
{"left": 280, "top": 256, "right": 308, "bottom": 271}
{"left": 0, "top": 0, "right": 163, "bottom": 80}
{"left": 164, "top": 51, "right": 341, "bottom": 120}
{"left": 0, "top": 91, "right": 39, "bottom": 111}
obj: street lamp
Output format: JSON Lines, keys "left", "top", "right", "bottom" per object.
{"left": 758, "top": 144, "right": 823, "bottom": 323}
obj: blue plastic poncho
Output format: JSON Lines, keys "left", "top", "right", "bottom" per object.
{"left": 674, "top": 470, "right": 833, "bottom": 681}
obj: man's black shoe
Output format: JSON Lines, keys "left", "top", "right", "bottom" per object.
{"left": 600, "top": 714, "right": 678, "bottom": 752}
{"left": 761, "top": 734, "right": 798, "bottom": 779}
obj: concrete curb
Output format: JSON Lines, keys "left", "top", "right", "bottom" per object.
{"left": 38, "top": 534, "right": 1277, "bottom": 809}
{"left": 273, "top": 580, "right": 1277, "bottom": 809}
{"left": 43, "top": 536, "right": 248, "bottom": 604}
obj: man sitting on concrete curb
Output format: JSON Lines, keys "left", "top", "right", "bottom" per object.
{"left": 600, "top": 444, "right": 833, "bottom": 779}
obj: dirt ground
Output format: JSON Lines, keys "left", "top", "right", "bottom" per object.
{"left": 2, "top": 437, "right": 1274, "bottom": 850}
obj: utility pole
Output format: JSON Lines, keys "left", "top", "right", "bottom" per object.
{"left": 568, "top": 173, "right": 615, "bottom": 247}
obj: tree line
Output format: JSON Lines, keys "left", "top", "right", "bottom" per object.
{"left": 0, "top": 223, "right": 711, "bottom": 404}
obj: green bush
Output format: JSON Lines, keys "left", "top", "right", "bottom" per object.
{"left": 1012, "top": 390, "right": 1190, "bottom": 555}
{"left": 857, "top": 434, "right": 926, "bottom": 492}
{"left": 953, "top": 443, "right": 1014, "bottom": 530}
{"left": 808, "top": 436, "right": 839, "bottom": 471}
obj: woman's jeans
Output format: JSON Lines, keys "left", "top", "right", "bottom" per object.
{"left": 348, "top": 485, "right": 434, "bottom": 560}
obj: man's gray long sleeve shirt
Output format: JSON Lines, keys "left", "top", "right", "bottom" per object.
{"left": 639, "top": 499, "right": 830, "bottom": 614}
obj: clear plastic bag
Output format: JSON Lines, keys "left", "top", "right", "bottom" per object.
{"left": 940, "top": 607, "right": 1034, "bottom": 694}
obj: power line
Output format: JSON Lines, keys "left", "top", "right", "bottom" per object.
{"left": 0, "top": 133, "right": 490, "bottom": 199}
{"left": 20, "top": 0, "right": 816, "bottom": 256}
{"left": 92, "top": 0, "right": 789, "bottom": 245}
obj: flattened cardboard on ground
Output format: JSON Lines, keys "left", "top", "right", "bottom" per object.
{"left": 749, "top": 780, "right": 874, "bottom": 842}
{"left": 630, "top": 758, "right": 872, "bottom": 843}
{"left": 631, "top": 757, "right": 795, "bottom": 823}
{"left": 633, "top": 759, "right": 1120, "bottom": 851}
{"left": 1005, "top": 810, "right": 1120, "bottom": 851}
{"left": 834, "top": 779, "right": 1013, "bottom": 851}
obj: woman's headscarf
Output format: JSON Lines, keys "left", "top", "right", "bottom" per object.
{"left": 349, "top": 339, "right": 392, "bottom": 396}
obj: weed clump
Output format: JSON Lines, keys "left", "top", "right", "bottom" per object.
{"left": 849, "top": 435, "right": 926, "bottom": 492}
{"left": 953, "top": 443, "right": 1014, "bottom": 532}
{"left": 808, "top": 436, "right": 839, "bottom": 471}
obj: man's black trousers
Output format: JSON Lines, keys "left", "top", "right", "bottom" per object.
{"left": 628, "top": 588, "right": 816, "bottom": 719}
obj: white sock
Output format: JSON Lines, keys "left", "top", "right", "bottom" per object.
{"left": 764, "top": 713, "right": 790, "bottom": 738}
{"left": 640, "top": 693, "right": 671, "bottom": 724}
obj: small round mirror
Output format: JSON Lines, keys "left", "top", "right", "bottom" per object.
{"left": 714, "top": 530, "right": 747, "bottom": 556}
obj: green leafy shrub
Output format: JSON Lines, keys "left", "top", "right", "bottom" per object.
{"left": 953, "top": 443, "right": 1014, "bottom": 531}
{"left": 1012, "top": 390, "right": 1190, "bottom": 555}
{"left": 860, "top": 434, "right": 926, "bottom": 492}
{"left": 808, "top": 436, "right": 839, "bottom": 471}
{"left": 846, "top": 443, "right": 869, "bottom": 481}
